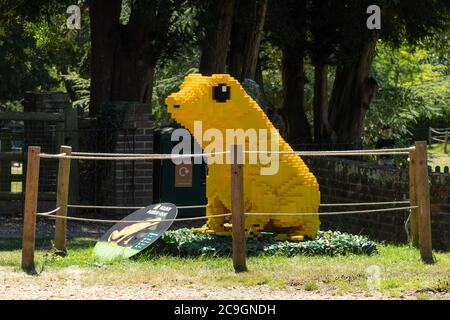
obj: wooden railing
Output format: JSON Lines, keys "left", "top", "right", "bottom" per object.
{"left": 428, "top": 126, "right": 449, "bottom": 153}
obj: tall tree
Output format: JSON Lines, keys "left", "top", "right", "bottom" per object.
{"left": 281, "top": 44, "right": 312, "bottom": 143}
{"left": 328, "top": 32, "right": 379, "bottom": 145}
{"left": 197, "top": 0, "right": 235, "bottom": 75}
{"left": 88, "top": 0, "right": 188, "bottom": 116}
{"left": 308, "top": 0, "right": 338, "bottom": 143}
{"left": 325, "top": 1, "right": 379, "bottom": 145}
{"left": 326, "top": 0, "right": 450, "bottom": 145}
{"left": 266, "top": 0, "right": 311, "bottom": 143}
{"left": 228, "top": 0, "right": 268, "bottom": 81}
{"left": 2, "top": 0, "right": 195, "bottom": 116}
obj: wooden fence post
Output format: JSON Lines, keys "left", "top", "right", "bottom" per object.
{"left": 414, "top": 141, "right": 433, "bottom": 263}
{"left": 231, "top": 144, "right": 247, "bottom": 272}
{"left": 54, "top": 146, "right": 72, "bottom": 252}
{"left": 408, "top": 147, "right": 419, "bottom": 247}
{"left": 444, "top": 131, "right": 448, "bottom": 154}
{"left": 21, "top": 146, "right": 41, "bottom": 271}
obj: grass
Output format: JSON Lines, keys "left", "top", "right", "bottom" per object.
{"left": 428, "top": 143, "right": 450, "bottom": 169}
{"left": 0, "top": 237, "right": 449, "bottom": 299}
{"left": 304, "top": 282, "right": 319, "bottom": 291}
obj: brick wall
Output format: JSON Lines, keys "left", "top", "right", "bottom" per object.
{"left": 105, "top": 103, "right": 154, "bottom": 209}
{"left": 304, "top": 157, "right": 450, "bottom": 250}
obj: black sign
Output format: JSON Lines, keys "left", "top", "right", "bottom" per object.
{"left": 93, "top": 203, "right": 177, "bottom": 261}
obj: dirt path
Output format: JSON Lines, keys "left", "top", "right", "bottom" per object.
{"left": 1, "top": 263, "right": 437, "bottom": 301}
{"left": 1, "top": 267, "right": 442, "bottom": 300}
{"left": 0, "top": 284, "right": 386, "bottom": 300}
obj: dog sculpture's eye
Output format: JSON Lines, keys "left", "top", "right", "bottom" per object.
{"left": 213, "top": 83, "right": 230, "bottom": 103}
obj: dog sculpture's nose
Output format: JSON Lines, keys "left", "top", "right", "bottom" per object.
{"left": 164, "top": 96, "right": 180, "bottom": 111}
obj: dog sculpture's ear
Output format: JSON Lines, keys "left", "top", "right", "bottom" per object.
{"left": 213, "top": 83, "right": 230, "bottom": 103}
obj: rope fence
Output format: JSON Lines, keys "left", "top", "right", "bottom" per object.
{"left": 20, "top": 141, "right": 434, "bottom": 272}
{"left": 430, "top": 127, "right": 450, "bottom": 135}
{"left": 39, "top": 151, "right": 230, "bottom": 160}
{"left": 66, "top": 204, "right": 208, "bottom": 210}
{"left": 36, "top": 212, "right": 233, "bottom": 223}
{"left": 429, "top": 127, "right": 449, "bottom": 154}
{"left": 431, "top": 137, "right": 446, "bottom": 143}
{"left": 319, "top": 200, "right": 410, "bottom": 207}
{"left": 71, "top": 151, "right": 227, "bottom": 157}
{"left": 245, "top": 147, "right": 412, "bottom": 156}
{"left": 38, "top": 147, "right": 413, "bottom": 161}
{"left": 36, "top": 207, "right": 61, "bottom": 216}
{"left": 64, "top": 200, "right": 410, "bottom": 211}
{"left": 245, "top": 206, "right": 418, "bottom": 217}
{"left": 36, "top": 205, "right": 418, "bottom": 224}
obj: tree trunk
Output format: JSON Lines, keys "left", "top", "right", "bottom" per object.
{"left": 229, "top": 0, "right": 268, "bottom": 81}
{"left": 88, "top": 0, "right": 170, "bottom": 116}
{"left": 228, "top": 8, "right": 245, "bottom": 79}
{"left": 281, "top": 45, "right": 312, "bottom": 144}
{"left": 328, "top": 34, "right": 379, "bottom": 145}
{"left": 313, "top": 63, "right": 332, "bottom": 142}
{"left": 111, "top": 2, "right": 162, "bottom": 104}
{"left": 199, "top": 0, "right": 235, "bottom": 75}
{"left": 111, "top": 44, "right": 155, "bottom": 104}
{"left": 88, "top": 0, "right": 122, "bottom": 116}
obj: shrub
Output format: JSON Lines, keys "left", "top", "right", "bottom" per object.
{"left": 156, "top": 228, "right": 378, "bottom": 257}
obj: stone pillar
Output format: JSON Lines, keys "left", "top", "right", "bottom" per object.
{"left": 106, "top": 103, "right": 154, "bottom": 208}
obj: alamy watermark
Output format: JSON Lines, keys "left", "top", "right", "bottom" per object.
{"left": 367, "top": 5, "right": 381, "bottom": 30}
{"left": 170, "top": 121, "right": 280, "bottom": 176}
{"left": 65, "top": 4, "right": 379, "bottom": 31}
{"left": 66, "top": 5, "right": 81, "bottom": 30}
{"left": 366, "top": 265, "right": 381, "bottom": 292}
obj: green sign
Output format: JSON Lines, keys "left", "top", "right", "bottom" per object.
{"left": 93, "top": 203, "right": 177, "bottom": 262}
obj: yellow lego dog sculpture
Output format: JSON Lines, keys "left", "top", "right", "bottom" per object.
{"left": 165, "top": 74, "right": 320, "bottom": 240}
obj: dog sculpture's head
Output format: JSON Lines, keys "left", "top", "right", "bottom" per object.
{"left": 165, "top": 73, "right": 261, "bottom": 133}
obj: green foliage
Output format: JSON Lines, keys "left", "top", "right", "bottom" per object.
{"left": 0, "top": 6, "right": 89, "bottom": 102}
{"left": 304, "top": 282, "right": 319, "bottom": 291}
{"left": 365, "top": 42, "right": 450, "bottom": 149}
{"left": 0, "top": 20, "right": 58, "bottom": 100}
{"left": 157, "top": 228, "right": 378, "bottom": 257}
{"left": 1, "top": 0, "right": 448, "bottom": 151}
{"left": 409, "top": 77, "right": 450, "bottom": 141}
{"left": 373, "top": 45, "right": 446, "bottom": 87}
{"left": 258, "top": 39, "right": 282, "bottom": 109}
{"left": 0, "top": 100, "right": 22, "bottom": 112}
{"left": 365, "top": 84, "right": 427, "bottom": 147}
{"left": 152, "top": 79, "right": 178, "bottom": 128}
{"left": 259, "top": 38, "right": 317, "bottom": 125}
{"left": 152, "top": 49, "right": 200, "bottom": 127}
{"left": 62, "top": 72, "right": 90, "bottom": 111}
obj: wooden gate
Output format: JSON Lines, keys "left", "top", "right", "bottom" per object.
{"left": 0, "top": 111, "right": 65, "bottom": 203}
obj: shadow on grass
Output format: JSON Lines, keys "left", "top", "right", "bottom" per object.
{"left": 0, "top": 238, "right": 96, "bottom": 252}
